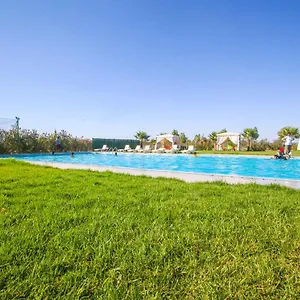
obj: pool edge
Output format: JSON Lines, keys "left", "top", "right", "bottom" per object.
{"left": 27, "top": 161, "right": 300, "bottom": 190}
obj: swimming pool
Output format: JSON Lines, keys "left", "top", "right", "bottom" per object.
{"left": 2, "top": 152, "right": 300, "bottom": 181}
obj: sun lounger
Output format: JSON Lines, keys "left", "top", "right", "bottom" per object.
{"left": 101, "top": 145, "right": 109, "bottom": 151}
{"left": 152, "top": 147, "right": 165, "bottom": 153}
{"left": 141, "top": 145, "right": 152, "bottom": 153}
{"left": 165, "top": 145, "right": 180, "bottom": 153}
{"left": 134, "top": 145, "right": 142, "bottom": 152}
{"left": 182, "top": 145, "right": 195, "bottom": 154}
{"left": 124, "top": 145, "right": 133, "bottom": 152}
{"left": 118, "top": 145, "right": 132, "bottom": 152}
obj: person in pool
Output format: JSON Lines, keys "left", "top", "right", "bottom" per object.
{"left": 273, "top": 147, "right": 289, "bottom": 160}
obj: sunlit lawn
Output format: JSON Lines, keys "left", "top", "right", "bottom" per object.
{"left": 0, "top": 159, "right": 299, "bottom": 299}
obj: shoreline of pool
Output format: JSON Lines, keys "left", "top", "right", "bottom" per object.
{"left": 27, "top": 161, "right": 300, "bottom": 190}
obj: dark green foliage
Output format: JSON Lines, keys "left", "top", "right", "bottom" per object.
{"left": 0, "top": 129, "right": 91, "bottom": 154}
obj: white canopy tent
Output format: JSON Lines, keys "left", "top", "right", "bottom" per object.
{"left": 216, "top": 132, "right": 241, "bottom": 151}
{"left": 155, "top": 134, "right": 180, "bottom": 150}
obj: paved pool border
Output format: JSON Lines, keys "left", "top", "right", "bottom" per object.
{"left": 28, "top": 161, "right": 300, "bottom": 190}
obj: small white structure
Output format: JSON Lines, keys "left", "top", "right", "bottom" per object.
{"left": 216, "top": 132, "right": 241, "bottom": 151}
{"left": 298, "top": 139, "right": 300, "bottom": 151}
{"left": 154, "top": 134, "right": 180, "bottom": 150}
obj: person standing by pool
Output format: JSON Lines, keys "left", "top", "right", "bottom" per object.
{"left": 56, "top": 136, "right": 62, "bottom": 152}
{"left": 282, "top": 132, "right": 294, "bottom": 155}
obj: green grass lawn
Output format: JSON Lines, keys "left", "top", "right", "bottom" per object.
{"left": 0, "top": 160, "right": 299, "bottom": 299}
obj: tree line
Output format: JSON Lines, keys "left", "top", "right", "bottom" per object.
{"left": 0, "top": 129, "right": 92, "bottom": 154}
{"left": 134, "top": 126, "right": 300, "bottom": 151}
{"left": 0, "top": 126, "right": 299, "bottom": 154}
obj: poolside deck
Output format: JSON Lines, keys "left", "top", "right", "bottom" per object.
{"left": 28, "top": 161, "right": 300, "bottom": 190}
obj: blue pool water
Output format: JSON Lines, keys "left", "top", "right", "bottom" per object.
{"left": 1, "top": 152, "right": 300, "bottom": 181}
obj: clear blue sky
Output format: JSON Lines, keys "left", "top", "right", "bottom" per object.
{"left": 1, "top": 0, "right": 299, "bottom": 141}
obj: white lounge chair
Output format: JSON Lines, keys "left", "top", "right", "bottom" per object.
{"left": 166, "top": 145, "right": 180, "bottom": 153}
{"left": 101, "top": 145, "right": 109, "bottom": 151}
{"left": 134, "top": 145, "right": 142, "bottom": 152}
{"left": 124, "top": 145, "right": 133, "bottom": 152}
{"left": 182, "top": 145, "right": 195, "bottom": 154}
{"left": 152, "top": 147, "right": 165, "bottom": 153}
{"left": 142, "top": 145, "right": 152, "bottom": 153}
{"left": 118, "top": 145, "right": 132, "bottom": 152}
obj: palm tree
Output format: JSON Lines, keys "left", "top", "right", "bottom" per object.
{"left": 134, "top": 131, "right": 150, "bottom": 148}
{"left": 277, "top": 126, "right": 300, "bottom": 139}
{"left": 242, "top": 127, "right": 259, "bottom": 151}
{"left": 219, "top": 128, "right": 227, "bottom": 134}
{"left": 208, "top": 131, "right": 217, "bottom": 150}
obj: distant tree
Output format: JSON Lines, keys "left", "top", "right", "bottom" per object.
{"left": 194, "top": 134, "right": 208, "bottom": 150}
{"left": 149, "top": 139, "right": 156, "bottom": 146}
{"left": 134, "top": 131, "right": 150, "bottom": 148}
{"left": 201, "top": 135, "right": 208, "bottom": 143}
{"left": 179, "top": 132, "right": 188, "bottom": 145}
{"left": 253, "top": 127, "right": 259, "bottom": 139}
{"left": 208, "top": 132, "right": 217, "bottom": 150}
{"left": 193, "top": 134, "right": 201, "bottom": 143}
{"left": 172, "top": 129, "right": 179, "bottom": 136}
{"left": 219, "top": 128, "right": 227, "bottom": 134}
{"left": 252, "top": 139, "right": 271, "bottom": 151}
{"left": 270, "top": 139, "right": 284, "bottom": 151}
{"left": 208, "top": 132, "right": 217, "bottom": 141}
{"left": 277, "top": 126, "right": 300, "bottom": 139}
{"left": 242, "top": 127, "right": 259, "bottom": 151}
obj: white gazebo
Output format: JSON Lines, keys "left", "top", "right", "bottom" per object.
{"left": 298, "top": 139, "right": 300, "bottom": 151}
{"left": 216, "top": 132, "right": 241, "bottom": 151}
{"left": 155, "top": 134, "right": 180, "bottom": 150}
